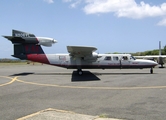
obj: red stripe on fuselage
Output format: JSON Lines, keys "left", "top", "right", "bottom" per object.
{"left": 27, "top": 54, "right": 50, "bottom": 64}
{"left": 35, "top": 37, "right": 39, "bottom": 42}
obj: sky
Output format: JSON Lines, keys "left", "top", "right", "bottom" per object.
{"left": 0, "top": 0, "right": 166, "bottom": 58}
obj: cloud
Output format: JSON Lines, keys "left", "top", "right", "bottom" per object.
{"left": 83, "top": 0, "right": 166, "bottom": 19}
{"left": 70, "top": 0, "right": 82, "bottom": 8}
{"left": 63, "top": 0, "right": 166, "bottom": 26}
{"left": 63, "top": 0, "right": 72, "bottom": 2}
{"left": 44, "top": 0, "right": 54, "bottom": 4}
{"left": 62, "top": 0, "right": 82, "bottom": 8}
{"left": 157, "top": 18, "right": 166, "bottom": 26}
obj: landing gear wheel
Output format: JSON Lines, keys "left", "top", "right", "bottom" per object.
{"left": 77, "top": 69, "right": 83, "bottom": 75}
{"left": 159, "top": 64, "right": 165, "bottom": 68}
{"left": 150, "top": 68, "right": 153, "bottom": 74}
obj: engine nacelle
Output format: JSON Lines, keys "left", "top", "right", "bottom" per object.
{"left": 3, "top": 30, "right": 57, "bottom": 47}
{"left": 37, "top": 37, "right": 57, "bottom": 47}
{"left": 83, "top": 52, "right": 98, "bottom": 61}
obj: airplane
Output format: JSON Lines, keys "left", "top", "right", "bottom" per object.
{"left": 3, "top": 30, "right": 158, "bottom": 75}
{"left": 134, "top": 41, "right": 166, "bottom": 68}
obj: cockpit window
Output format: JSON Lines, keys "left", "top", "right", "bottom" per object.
{"left": 104, "top": 56, "right": 111, "bottom": 61}
{"left": 130, "top": 56, "right": 136, "bottom": 60}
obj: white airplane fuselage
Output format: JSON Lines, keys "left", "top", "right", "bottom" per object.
{"left": 27, "top": 53, "right": 157, "bottom": 69}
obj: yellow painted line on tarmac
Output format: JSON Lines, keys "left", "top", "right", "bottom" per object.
{"left": 16, "top": 79, "right": 60, "bottom": 87}
{"left": 17, "top": 108, "right": 123, "bottom": 120}
{"left": 1, "top": 75, "right": 166, "bottom": 90}
{"left": 17, "top": 108, "right": 75, "bottom": 120}
{"left": 0, "top": 76, "right": 17, "bottom": 87}
{"left": 17, "top": 110, "right": 41, "bottom": 120}
{"left": 15, "top": 77, "right": 166, "bottom": 90}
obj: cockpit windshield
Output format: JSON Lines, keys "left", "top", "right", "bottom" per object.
{"left": 130, "top": 56, "right": 136, "bottom": 60}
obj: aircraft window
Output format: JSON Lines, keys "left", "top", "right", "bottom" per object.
{"left": 59, "top": 56, "right": 66, "bottom": 60}
{"left": 130, "top": 56, "right": 136, "bottom": 60}
{"left": 113, "top": 56, "right": 119, "bottom": 61}
{"left": 122, "top": 56, "right": 128, "bottom": 60}
{"left": 104, "top": 56, "right": 111, "bottom": 61}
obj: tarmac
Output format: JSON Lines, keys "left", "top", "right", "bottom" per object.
{"left": 0, "top": 63, "right": 166, "bottom": 120}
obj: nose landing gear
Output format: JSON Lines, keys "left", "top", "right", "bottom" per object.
{"left": 150, "top": 68, "right": 153, "bottom": 74}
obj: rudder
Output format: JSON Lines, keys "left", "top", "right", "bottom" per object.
{"left": 3, "top": 30, "right": 45, "bottom": 59}
{"left": 13, "top": 44, "right": 45, "bottom": 59}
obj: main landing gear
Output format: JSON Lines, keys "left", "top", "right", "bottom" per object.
{"left": 150, "top": 67, "right": 153, "bottom": 74}
{"left": 159, "top": 64, "right": 165, "bottom": 68}
{"left": 77, "top": 69, "right": 83, "bottom": 75}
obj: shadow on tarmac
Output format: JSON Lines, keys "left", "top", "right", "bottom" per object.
{"left": 9, "top": 71, "right": 101, "bottom": 82}
{"left": 10, "top": 72, "right": 34, "bottom": 76}
{"left": 71, "top": 71, "right": 100, "bottom": 82}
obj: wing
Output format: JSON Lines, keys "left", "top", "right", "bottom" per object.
{"left": 67, "top": 46, "right": 97, "bottom": 57}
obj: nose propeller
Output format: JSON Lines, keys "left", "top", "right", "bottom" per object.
{"left": 52, "top": 39, "right": 57, "bottom": 44}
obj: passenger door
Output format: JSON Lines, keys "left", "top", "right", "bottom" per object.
{"left": 59, "top": 55, "right": 69, "bottom": 67}
{"left": 112, "top": 56, "right": 121, "bottom": 68}
{"left": 120, "top": 55, "right": 130, "bottom": 68}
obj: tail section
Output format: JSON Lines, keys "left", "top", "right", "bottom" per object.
{"left": 158, "top": 41, "right": 164, "bottom": 68}
{"left": 4, "top": 30, "right": 44, "bottom": 59}
{"left": 3, "top": 30, "right": 56, "bottom": 64}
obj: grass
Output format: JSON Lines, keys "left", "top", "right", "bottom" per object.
{"left": 99, "top": 113, "right": 109, "bottom": 118}
{"left": 0, "top": 61, "right": 42, "bottom": 66}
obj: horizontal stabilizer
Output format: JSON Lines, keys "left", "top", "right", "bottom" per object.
{"left": 2, "top": 35, "right": 39, "bottom": 44}
{"left": 3, "top": 30, "right": 36, "bottom": 44}
{"left": 12, "top": 30, "right": 35, "bottom": 37}
{"left": 3, "top": 30, "right": 56, "bottom": 46}
{"left": 3, "top": 36, "right": 24, "bottom": 41}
